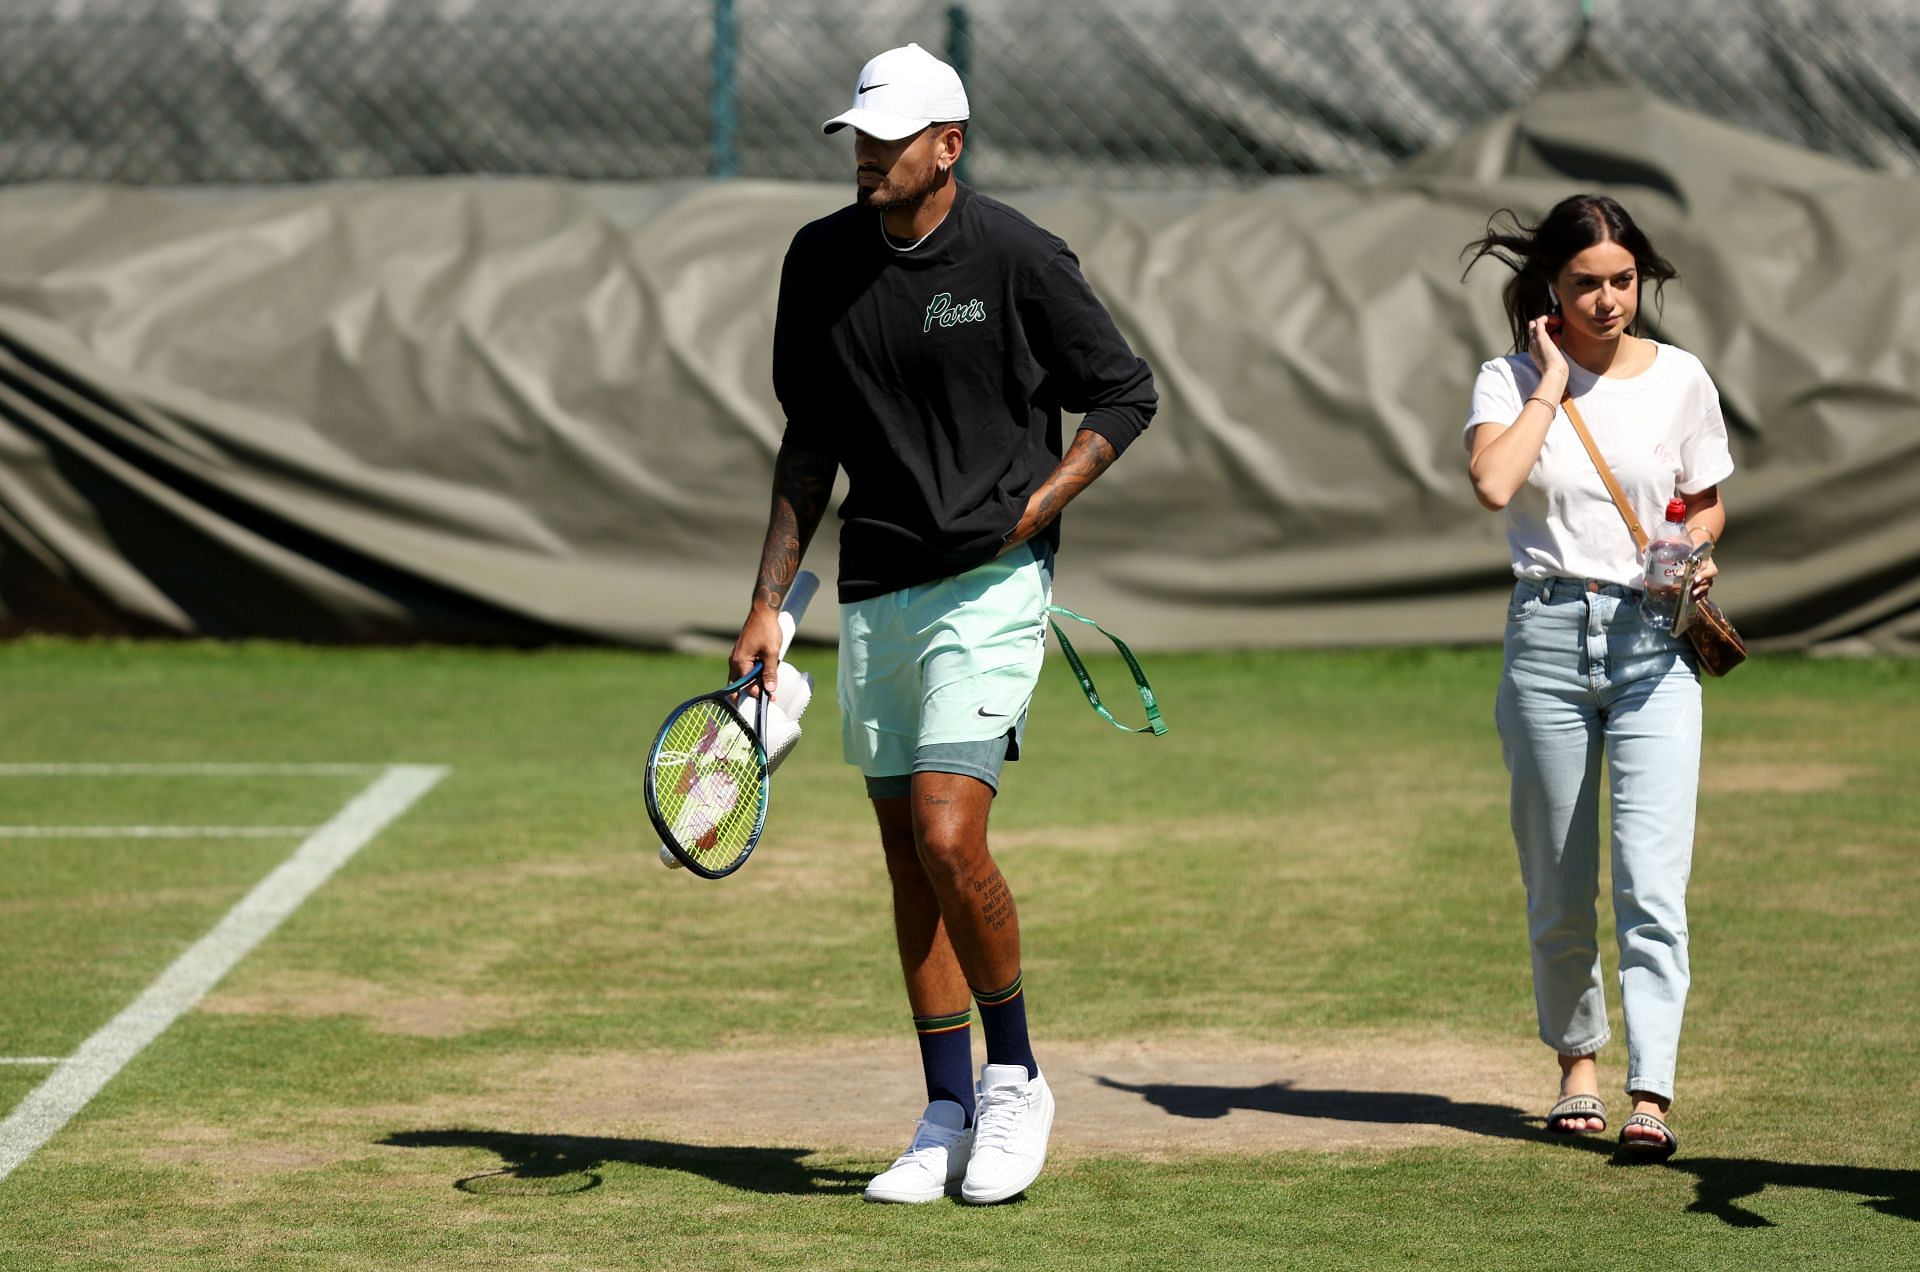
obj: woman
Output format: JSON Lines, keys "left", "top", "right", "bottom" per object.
{"left": 1461, "top": 194, "right": 1733, "bottom": 1162}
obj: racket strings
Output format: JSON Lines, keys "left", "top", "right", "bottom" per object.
{"left": 651, "top": 700, "right": 765, "bottom": 869}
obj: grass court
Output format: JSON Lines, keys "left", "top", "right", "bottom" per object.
{"left": 0, "top": 638, "right": 1914, "bottom": 1267}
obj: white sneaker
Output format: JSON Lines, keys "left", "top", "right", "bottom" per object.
{"left": 960, "top": 1064, "right": 1054, "bottom": 1204}
{"left": 863, "top": 1099, "right": 972, "bottom": 1203}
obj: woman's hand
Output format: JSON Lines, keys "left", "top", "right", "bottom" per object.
{"left": 1691, "top": 555, "right": 1719, "bottom": 599}
{"left": 1526, "top": 314, "right": 1569, "bottom": 398}
{"left": 1686, "top": 524, "right": 1721, "bottom": 599}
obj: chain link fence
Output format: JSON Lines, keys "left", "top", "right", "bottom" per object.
{"left": 1, "top": 0, "right": 1916, "bottom": 187}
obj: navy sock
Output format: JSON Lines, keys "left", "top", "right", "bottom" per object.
{"left": 973, "top": 973, "right": 1037, "bottom": 1079}
{"left": 913, "top": 1010, "right": 976, "bottom": 1122}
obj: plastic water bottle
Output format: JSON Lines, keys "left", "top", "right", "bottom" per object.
{"left": 1642, "top": 498, "right": 1691, "bottom": 628}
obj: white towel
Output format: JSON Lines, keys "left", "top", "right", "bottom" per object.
{"left": 760, "top": 662, "right": 813, "bottom": 771}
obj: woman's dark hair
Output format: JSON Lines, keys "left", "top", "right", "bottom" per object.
{"left": 1461, "top": 194, "right": 1678, "bottom": 353}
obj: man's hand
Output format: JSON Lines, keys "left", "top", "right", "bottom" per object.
{"left": 998, "top": 428, "right": 1118, "bottom": 556}
{"left": 729, "top": 604, "right": 785, "bottom": 697}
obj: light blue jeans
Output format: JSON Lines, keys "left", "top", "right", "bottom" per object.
{"left": 1495, "top": 578, "right": 1702, "bottom": 1102}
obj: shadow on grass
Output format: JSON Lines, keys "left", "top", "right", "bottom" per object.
{"left": 382, "top": 1129, "right": 866, "bottom": 1197}
{"left": 1094, "top": 1075, "right": 1535, "bottom": 1140}
{"left": 1094, "top": 1077, "right": 1920, "bottom": 1228}
{"left": 1663, "top": 1157, "right": 1920, "bottom": 1228}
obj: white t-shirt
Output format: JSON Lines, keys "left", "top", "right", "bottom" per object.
{"left": 1464, "top": 342, "right": 1735, "bottom": 586}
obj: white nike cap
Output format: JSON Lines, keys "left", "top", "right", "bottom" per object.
{"left": 821, "top": 43, "right": 969, "bottom": 142}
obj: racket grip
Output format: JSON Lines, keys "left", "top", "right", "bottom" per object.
{"left": 782, "top": 570, "right": 820, "bottom": 623}
{"left": 778, "top": 611, "right": 797, "bottom": 660}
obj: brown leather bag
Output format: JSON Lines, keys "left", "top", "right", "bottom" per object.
{"left": 1559, "top": 390, "right": 1747, "bottom": 677}
{"left": 1681, "top": 594, "right": 1748, "bottom": 677}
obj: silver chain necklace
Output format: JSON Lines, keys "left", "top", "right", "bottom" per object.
{"left": 879, "top": 205, "right": 951, "bottom": 253}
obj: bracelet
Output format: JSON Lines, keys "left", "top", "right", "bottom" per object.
{"left": 1525, "top": 395, "right": 1558, "bottom": 411}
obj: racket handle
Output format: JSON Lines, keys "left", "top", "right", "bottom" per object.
{"left": 778, "top": 611, "right": 797, "bottom": 660}
{"left": 782, "top": 570, "right": 820, "bottom": 623}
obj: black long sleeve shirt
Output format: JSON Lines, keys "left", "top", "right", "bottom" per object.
{"left": 773, "top": 182, "right": 1156, "bottom": 602}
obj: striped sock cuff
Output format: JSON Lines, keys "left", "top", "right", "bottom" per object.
{"left": 972, "top": 973, "right": 1023, "bottom": 1007}
{"left": 913, "top": 1009, "right": 972, "bottom": 1036}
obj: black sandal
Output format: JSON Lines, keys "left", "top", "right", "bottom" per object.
{"left": 1546, "top": 1093, "right": 1608, "bottom": 1134}
{"left": 1618, "top": 1111, "right": 1678, "bottom": 1162}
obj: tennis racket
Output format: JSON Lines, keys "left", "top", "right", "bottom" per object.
{"left": 645, "top": 571, "right": 818, "bottom": 879}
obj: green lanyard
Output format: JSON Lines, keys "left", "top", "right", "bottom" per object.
{"left": 1046, "top": 605, "right": 1167, "bottom": 736}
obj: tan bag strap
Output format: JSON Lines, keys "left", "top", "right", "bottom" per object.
{"left": 1559, "top": 388, "right": 1649, "bottom": 553}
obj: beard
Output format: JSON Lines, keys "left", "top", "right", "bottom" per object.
{"left": 857, "top": 159, "right": 944, "bottom": 212}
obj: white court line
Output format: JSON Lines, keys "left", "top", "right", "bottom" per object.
{"left": 0, "top": 827, "right": 316, "bottom": 839}
{"left": 0, "top": 764, "right": 380, "bottom": 777}
{"left": 0, "top": 1059, "right": 64, "bottom": 1067}
{"left": 0, "top": 763, "right": 448, "bottom": 1185}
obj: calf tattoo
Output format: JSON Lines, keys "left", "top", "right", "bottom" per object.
{"left": 971, "top": 866, "right": 1016, "bottom": 933}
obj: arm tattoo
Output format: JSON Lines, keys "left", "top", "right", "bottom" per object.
{"left": 1021, "top": 429, "right": 1118, "bottom": 539}
{"left": 753, "top": 444, "right": 836, "bottom": 611}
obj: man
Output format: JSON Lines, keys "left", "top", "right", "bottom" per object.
{"left": 729, "top": 42, "right": 1155, "bottom": 1206}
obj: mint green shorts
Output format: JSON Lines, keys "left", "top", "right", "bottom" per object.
{"left": 838, "top": 544, "right": 1053, "bottom": 799}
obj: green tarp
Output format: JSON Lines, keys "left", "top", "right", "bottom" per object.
{"left": 2, "top": 52, "right": 1916, "bottom": 650}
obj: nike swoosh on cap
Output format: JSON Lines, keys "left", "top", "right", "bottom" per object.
{"left": 858, "top": 81, "right": 889, "bottom": 93}
{"left": 975, "top": 707, "right": 1008, "bottom": 718}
